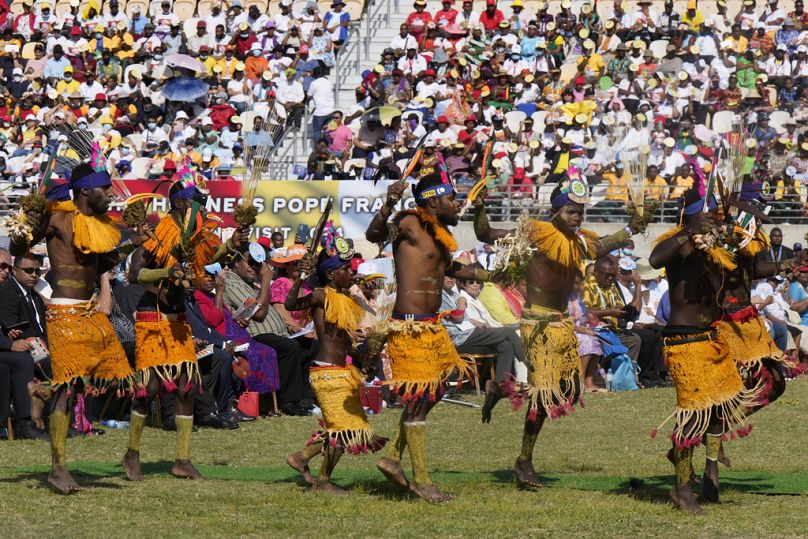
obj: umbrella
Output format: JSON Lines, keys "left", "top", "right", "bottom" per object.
{"left": 166, "top": 53, "right": 206, "bottom": 73}
{"left": 162, "top": 77, "right": 210, "bottom": 102}
{"left": 361, "top": 106, "right": 402, "bottom": 127}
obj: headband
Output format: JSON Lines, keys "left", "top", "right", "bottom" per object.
{"left": 416, "top": 182, "right": 453, "bottom": 201}
{"left": 70, "top": 170, "right": 111, "bottom": 189}
{"left": 318, "top": 254, "right": 350, "bottom": 273}
{"left": 680, "top": 194, "right": 718, "bottom": 216}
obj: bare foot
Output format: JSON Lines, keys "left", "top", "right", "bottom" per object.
{"left": 171, "top": 459, "right": 204, "bottom": 480}
{"left": 515, "top": 457, "right": 543, "bottom": 488}
{"left": 670, "top": 483, "right": 703, "bottom": 514}
{"left": 312, "top": 479, "right": 348, "bottom": 495}
{"left": 482, "top": 380, "right": 505, "bottom": 424}
{"left": 377, "top": 457, "right": 409, "bottom": 489}
{"left": 48, "top": 465, "right": 84, "bottom": 494}
{"left": 122, "top": 449, "right": 144, "bottom": 481}
{"left": 700, "top": 462, "right": 720, "bottom": 503}
{"left": 286, "top": 451, "right": 315, "bottom": 484}
{"left": 409, "top": 481, "right": 452, "bottom": 502}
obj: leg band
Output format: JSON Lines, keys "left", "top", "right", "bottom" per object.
{"left": 49, "top": 410, "right": 70, "bottom": 467}
{"left": 127, "top": 411, "right": 147, "bottom": 453}
{"left": 705, "top": 433, "right": 722, "bottom": 462}
{"left": 404, "top": 423, "right": 431, "bottom": 486}
{"left": 175, "top": 415, "right": 193, "bottom": 461}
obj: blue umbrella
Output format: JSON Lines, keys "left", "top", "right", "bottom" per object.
{"left": 161, "top": 77, "right": 210, "bottom": 102}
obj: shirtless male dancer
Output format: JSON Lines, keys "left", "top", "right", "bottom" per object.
{"left": 650, "top": 188, "right": 766, "bottom": 514}
{"left": 10, "top": 162, "right": 143, "bottom": 494}
{"left": 365, "top": 176, "right": 489, "bottom": 502}
{"left": 285, "top": 240, "right": 387, "bottom": 494}
{"left": 473, "top": 178, "right": 643, "bottom": 488}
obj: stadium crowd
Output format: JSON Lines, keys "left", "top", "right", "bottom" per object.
{"left": 307, "top": 0, "right": 807, "bottom": 222}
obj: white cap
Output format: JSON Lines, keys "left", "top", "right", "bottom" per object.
{"left": 618, "top": 257, "right": 636, "bottom": 271}
{"left": 250, "top": 42, "right": 261, "bottom": 51}
{"left": 176, "top": 111, "right": 189, "bottom": 120}
{"left": 202, "top": 147, "right": 213, "bottom": 160}
{"left": 201, "top": 117, "right": 213, "bottom": 126}
{"left": 12, "top": 67, "right": 22, "bottom": 76}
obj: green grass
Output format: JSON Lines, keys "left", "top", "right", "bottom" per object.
{"left": 2, "top": 379, "right": 808, "bottom": 538}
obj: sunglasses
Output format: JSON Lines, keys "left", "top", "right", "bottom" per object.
{"left": 467, "top": 280, "right": 483, "bottom": 285}
{"left": 16, "top": 266, "right": 42, "bottom": 276}
{"left": 0, "top": 262, "right": 9, "bottom": 271}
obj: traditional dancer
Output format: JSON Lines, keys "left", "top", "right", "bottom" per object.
{"left": 9, "top": 160, "right": 140, "bottom": 494}
{"left": 649, "top": 188, "right": 765, "bottom": 514}
{"left": 284, "top": 230, "right": 387, "bottom": 494}
{"left": 472, "top": 171, "right": 645, "bottom": 489}
{"left": 123, "top": 170, "right": 247, "bottom": 481}
{"left": 365, "top": 177, "right": 486, "bottom": 502}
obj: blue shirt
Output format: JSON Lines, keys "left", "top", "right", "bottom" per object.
{"left": 44, "top": 57, "right": 71, "bottom": 80}
{"left": 788, "top": 282, "right": 808, "bottom": 324}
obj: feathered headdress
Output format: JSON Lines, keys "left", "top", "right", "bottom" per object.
{"left": 550, "top": 166, "right": 588, "bottom": 211}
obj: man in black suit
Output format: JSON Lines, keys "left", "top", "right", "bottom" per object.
{"left": 0, "top": 250, "right": 49, "bottom": 439}
{"left": 758, "top": 227, "right": 794, "bottom": 263}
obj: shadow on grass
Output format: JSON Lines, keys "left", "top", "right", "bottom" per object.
{"left": 0, "top": 470, "right": 125, "bottom": 492}
{"left": 609, "top": 474, "right": 789, "bottom": 503}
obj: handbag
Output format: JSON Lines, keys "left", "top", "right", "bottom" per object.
{"left": 607, "top": 353, "right": 639, "bottom": 392}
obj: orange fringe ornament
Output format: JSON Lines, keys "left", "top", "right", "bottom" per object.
{"left": 397, "top": 208, "right": 458, "bottom": 253}
{"left": 654, "top": 225, "right": 737, "bottom": 271}
{"left": 528, "top": 220, "right": 598, "bottom": 273}
{"left": 142, "top": 214, "right": 221, "bottom": 283}
{"left": 49, "top": 200, "right": 121, "bottom": 254}
{"left": 323, "top": 286, "right": 365, "bottom": 334}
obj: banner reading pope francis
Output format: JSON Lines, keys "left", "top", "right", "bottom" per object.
{"left": 122, "top": 180, "right": 417, "bottom": 242}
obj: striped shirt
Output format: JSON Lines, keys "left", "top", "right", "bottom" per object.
{"left": 223, "top": 272, "right": 288, "bottom": 337}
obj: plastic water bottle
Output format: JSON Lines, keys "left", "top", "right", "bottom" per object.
{"left": 102, "top": 420, "right": 117, "bottom": 428}
{"left": 605, "top": 372, "right": 614, "bottom": 392}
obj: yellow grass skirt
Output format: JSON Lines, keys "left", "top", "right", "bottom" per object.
{"left": 511, "top": 306, "right": 582, "bottom": 421}
{"left": 134, "top": 316, "right": 199, "bottom": 395}
{"left": 46, "top": 302, "right": 134, "bottom": 394}
{"left": 716, "top": 309, "right": 794, "bottom": 370}
{"left": 308, "top": 365, "right": 386, "bottom": 455}
{"left": 386, "top": 318, "right": 469, "bottom": 403}
{"left": 655, "top": 330, "right": 762, "bottom": 448}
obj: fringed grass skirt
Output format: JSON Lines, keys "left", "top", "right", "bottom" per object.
{"left": 386, "top": 318, "right": 469, "bottom": 403}
{"left": 307, "top": 365, "right": 386, "bottom": 455}
{"left": 506, "top": 306, "right": 582, "bottom": 422}
{"left": 46, "top": 302, "right": 134, "bottom": 395}
{"left": 134, "top": 313, "right": 200, "bottom": 395}
{"left": 655, "top": 328, "right": 763, "bottom": 449}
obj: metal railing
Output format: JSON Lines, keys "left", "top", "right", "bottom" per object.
{"left": 456, "top": 183, "right": 808, "bottom": 224}
{"left": 270, "top": 0, "right": 395, "bottom": 178}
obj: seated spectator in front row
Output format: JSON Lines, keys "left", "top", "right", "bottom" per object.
{"left": 0, "top": 250, "right": 49, "bottom": 439}
{"left": 223, "top": 244, "right": 317, "bottom": 417}
{"left": 441, "top": 275, "right": 524, "bottom": 421}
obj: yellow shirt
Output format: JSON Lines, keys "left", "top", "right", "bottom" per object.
{"left": 603, "top": 170, "right": 630, "bottom": 202}
{"left": 726, "top": 35, "right": 748, "bottom": 54}
{"left": 775, "top": 179, "right": 801, "bottom": 201}
{"left": 202, "top": 56, "right": 218, "bottom": 76}
{"left": 478, "top": 283, "right": 521, "bottom": 326}
{"left": 56, "top": 79, "right": 81, "bottom": 97}
{"left": 216, "top": 58, "right": 240, "bottom": 79}
{"left": 644, "top": 175, "right": 669, "bottom": 201}
{"left": 670, "top": 175, "right": 693, "bottom": 200}
{"left": 681, "top": 10, "right": 705, "bottom": 30}
{"left": 577, "top": 53, "right": 605, "bottom": 74}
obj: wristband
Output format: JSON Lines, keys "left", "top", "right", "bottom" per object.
{"left": 625, "top": 226, "right": 634, "bottom": 236}
{"left": 138, "top": 267, "right": 171, "bottom": 284}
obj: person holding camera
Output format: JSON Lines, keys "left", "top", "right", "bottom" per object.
{"left": 582, "top": 255, "right": 667, "bottom": 388}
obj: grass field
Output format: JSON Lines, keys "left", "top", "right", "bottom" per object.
{"left": 2, "top": 378, "right": 808, "bottom": 538}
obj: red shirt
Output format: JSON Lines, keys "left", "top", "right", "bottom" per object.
{"left": 193, "top": 289, "right": 227, "bottom": 335}
{"left": 405, "top": 11, "right": 432, "bottom": 37}
{"left": 479, "top": 9, "right": 504, "bottom": 31}
{"left": 434, "top": 8, "right": 457, "bottom": 27}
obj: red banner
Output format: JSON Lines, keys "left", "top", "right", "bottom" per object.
{"left": 121, "top": 180, "right": 245, "bottom": 229}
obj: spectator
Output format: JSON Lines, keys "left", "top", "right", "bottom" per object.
{"left": 0, "top": 251, "right": 48, "bottom": 439}
{"left": 223, "top": 246, "right": 316, "bottom": 417}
